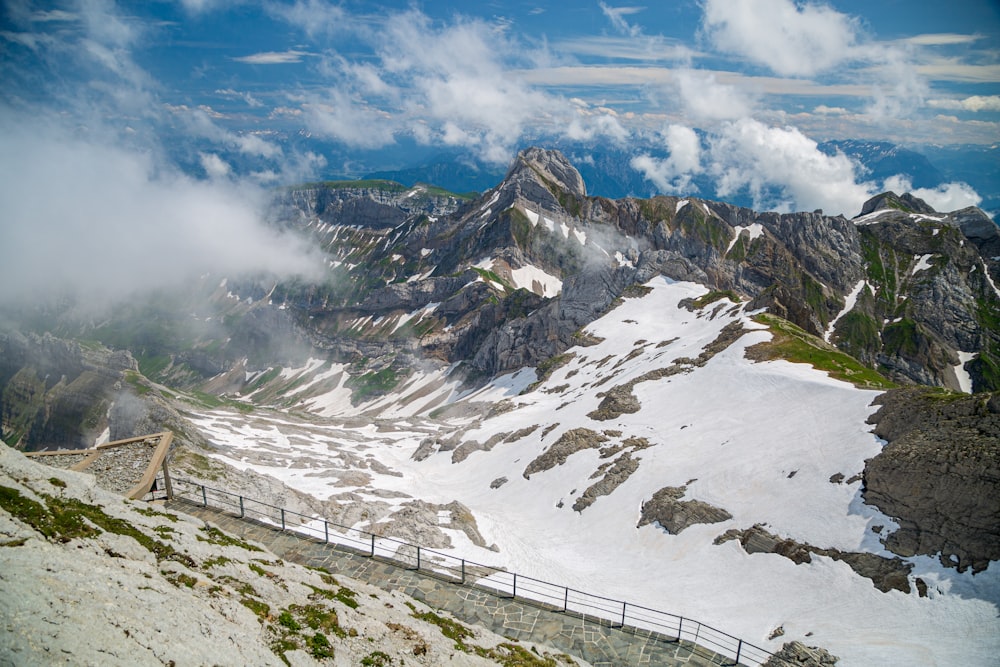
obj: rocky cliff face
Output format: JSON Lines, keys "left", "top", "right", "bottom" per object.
{"left": 863, "top": 388, "right": 1000, "bottom": 573}
{"left": 0, "top": 330, "right": 138, "bottom": 450}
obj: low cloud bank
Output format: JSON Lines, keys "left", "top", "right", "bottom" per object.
{"left": 0, "top": 114, "right": 325, "bottom": 311}
{"left": 631, "top": 119, "right": 983, "bottom": 217}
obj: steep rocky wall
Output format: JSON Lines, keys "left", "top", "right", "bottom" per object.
{"left": 0, "top": 331, "right": 137, "bottom": 451}
{"left": 863, "top": 387, "right": 1000, "bottom": 573}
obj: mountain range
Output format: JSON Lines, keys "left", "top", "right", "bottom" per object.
{"left": 1, "top": 147, "right": 998, "bottom": 666}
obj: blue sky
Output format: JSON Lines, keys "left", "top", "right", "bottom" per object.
{"left": 4, "top": 1, "right": 998, "bottom": 158}
{"left": 1, "top": 1, "right": 999, "bottom": 307}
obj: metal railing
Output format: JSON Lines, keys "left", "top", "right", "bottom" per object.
{"left": 159, "top": 476, "right": 774, "bottom": 666}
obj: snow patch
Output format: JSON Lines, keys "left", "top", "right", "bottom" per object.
{"left": 510, "top": 265, "right": 562, "bottom": 298}
{"left": 912, "top": 254, "right": 934, "bottom": 274}
{"left": 725, "top": 223, "right": 764, "bottom": 255}
{"left": 852, "top": 210, "right": 893, "bottom": 225}
{"left": 825, "top": 280, "right": 867, "bottom": 342}
{"left": 955, "top": 352, "right": 976, "bottom": 394}
{"left": 614, "top": 251, "right": 634, "bottom": 268}
{"left": 983, "top": 262, "right": 1000, "bottom": 298}
{"left": 479, "top": 190, "right": 500, "bottom": 213}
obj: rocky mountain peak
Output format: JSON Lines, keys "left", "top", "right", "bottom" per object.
{"left": 859, "top": 191, "right": 936, "bottom": 216}
{"left": 504, "top": 147, "right": 587, "bottom": 199}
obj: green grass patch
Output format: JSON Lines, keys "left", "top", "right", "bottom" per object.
{"left": 472, "top": 267, "right": 513, "bottom": 291}
{"left": 187, "top": 390, "right": 254, "bottom": 414}
{"left": 408, "top": 603, "right": 474, "bottom": 650}
{"left": 289, "top": 602, "right": 344, "bottom": 636}
{"left": 361, "top": 651, "right": 393, "bottom": 666}
{"left": 882, "top": 319, "right": 920, "bottom": 358}
{"left": 134, "top": 506, "right": 179, "bottom": 522}
{"left": 164, "top": 571, "right": 198, "bottom": 588}
{"left": 198, "top": 525, "right": 263, "bottom": 552}
{"left": 346, "top": 368, "right": 400, "bottom": 403}
{"left": 136, "top": 354, "right": 172, "bottom": 379}
{"left": 246, "top": 367, "right": 283, "bottom": 393}
{"left": 278, "top": 610, "right": 302, "bottom": 632}
{"left": 202, "top": 555, "right": 233, "bottom": 568}
{"left": 124, "top": 371, "right": 152, "bottom": 396}
{"left": 291, "top": 178, "right": 409, "bottom": 192}
{"left": 306, "top": 632, "right": 334, "bottom": 659}
{"left": 0, "top": 485, "right": 194, "bottom": 565}
{"left": 748, "top": 314, "right": 896, "bottom": 390}
{"left": 691, "top": 290, "right": 740, "bottom": 309}
{"left": 240, "top": 596, "right": 270, "bottom": 621}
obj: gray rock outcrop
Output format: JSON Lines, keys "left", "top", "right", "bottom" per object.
{"left": 638, "top": 486, "right": 733, "bottom": 534}
{"left": 863, "top": 388, "right": 1000, "bottom": 573}
{"left": 762, "top": 641, "right": 839, "bottom": 666}
{"left": 715, "top": 524, "right": 914, "bottom": 593}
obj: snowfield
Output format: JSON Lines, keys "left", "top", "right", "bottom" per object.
{"left": 187, "top": 277, "right": 1000, "bottom": 666}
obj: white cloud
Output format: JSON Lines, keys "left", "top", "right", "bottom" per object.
{"left": 232, "top": 50, "right": 309, "bottom": 65}
{"left": 863, "top": 44, "right": 929, "bottom": 121}
{"left": 904, "top": 33, "right": 982, "bottom": 46}
{"left": 176, "top": 0, "right": 245, "bottom": 14}
{"left": 373, "top": 11, "right": 557, "bottom": 163}
{"left": 927, "top": 95, "right": 1000, "bottom": 113}
{"left": 813, "top": 105, "right": 849, "bottom": 115}
{"left": 634, "top": 118, "right": 881, "bottom": 214}
{"left": 673, "top": 69, "right": 755, "bottom": 121}
{"left": 702, "top": 0, "right": 860, "bottom": 76}
{"left": 199, "top": 152, "right": 232, "bottom": 179}
{"left": 600, "top": 2, "right": 644, "bottom": 38}
{"left": 883, "top": 175, "right": 982, "bottom": 212}
{"left": 165, "top": 104, "right": 284, "bottom": 158}
{"left": 707, "top": 119, "right": 874, "bottom": 215}
{"left": 630, "top": 124, "right": 702, "bottom": 194}
{"left": 564, "top": 111, "right": 630, "bottom": 145}
{"left": 215, "top": 88, "right": 263, "bottom": 108}
{"left": 268, "top": 0, "right": 346, "bottom": 40}
{"left": 300, "top": 90, "right": 397, "bottom": 149}
{"left": 0, "top": 114, "right": 324, "bottom": 310}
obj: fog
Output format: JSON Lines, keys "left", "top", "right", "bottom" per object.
{"left": 0, "top": 113, "right": 325, "bottom": 313}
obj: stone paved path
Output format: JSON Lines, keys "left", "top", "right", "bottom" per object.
{"left": 167, "top": 498, "right": 746, "bottom": 667}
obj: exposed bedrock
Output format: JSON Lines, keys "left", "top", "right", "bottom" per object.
{"left": 863, "top": 387, "right": 1000, "bottom": 573}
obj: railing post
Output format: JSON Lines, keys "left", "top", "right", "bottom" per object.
{"left": 620, "top": 601, "right": 627, "bottom": 628}
{"left": 371, "top": 533, "right": 376, "bottom": 557}
{"left": 201, "top": 485, "right": 207, "bottom": 507}
{"left": 415, "top": 547, "right": 420, "bottom": 571}
{"left": 324, "top": 520, "right": 329, "bottom": 544}
{"left": 280, "top": 508, "right": 286, "bottom": 531}
{"left": 512, "top": 573, "right": 517, "bottom": 599}
{"left": 460, "top": 559, "right": 465, "bottom": 584}
{"left": 161, "top": 461, "right": 173, "bottom": 499}
{"left": 239, "top": 496, "right": 244, "bottom": 518}
{"left": 563, "top": 588, "right": 569, "bottom": 612}
{"left": 678, "top": 617, "right": 684, "bottom": 640}
{"left": 735, "top": 639, "right": 743, "bottom": 665}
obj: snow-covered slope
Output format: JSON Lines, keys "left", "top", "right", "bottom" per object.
{"left": 186, "top": 277, "right": 1000, "bottom": 666}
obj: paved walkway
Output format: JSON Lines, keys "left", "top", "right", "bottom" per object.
{"left": 167, "top": 498, "right": 741, "bottom": 667}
